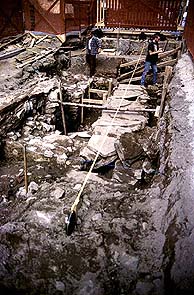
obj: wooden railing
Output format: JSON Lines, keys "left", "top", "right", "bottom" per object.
{"left": 104, "top": 0, "right": 181, "bottom": 31}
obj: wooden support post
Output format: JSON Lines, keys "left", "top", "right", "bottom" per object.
{"left": 159, "top": 66, "right": 173, "bottom": 118}
{"left": 177, "top": 40, "right": 182, "bottom": 59}
{"left": 154, "top": 106, "right": 160, "bottom": 118}
{"left": 99, "top": 0, "right": 102, "bottom": 24}
{"left": 23, "top": 145, "right": 28, "bottom": 194}
{"left": 102, "top": 93, "right": 107, "bottom": 103}
{"left": 88, "top": 79, "right": 92, "bottom": 102}
{"left": 117, "top": 23, "right": 120, "bottom": 54}
{"left": 97, "top": 0, "right": 99, "bottom": 27}
{"left": 102, "top": 0, "right": 105, "bottom": 21}
{"left": 81, "top": 92, "right": 84, "bottom": 124}
{"left": 108, "top": 79, "right": 112, "bottom": 97}
{"left": 59, "top": 81, "right": 67, "bottom": 135}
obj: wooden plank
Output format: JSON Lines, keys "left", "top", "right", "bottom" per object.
{"left": 56, "top": 100, "right": 104, "bottom": 109}
{"left": 103, "top": 109, "right": 156, "bottom": 114}
{"left": 82, "top": 99, "right": 104, "bottom": 105}
{"left": 120, "top": 57, "right": 145, "bottom": 68}
{"left": 102, "top": 48, "right": 116, "bottom": 52}
{"left": 29, "top": 32, "right": 39, "bottom": 40}
{"left": 89, "top": 89, "right": 108, "bottom": 95}
{"left": 17, "top": 49, "right": 54, "bottom": 68}
{"left": 56, "top": 34, "right": 66, "bottom": 43}
{"left": 121, "top": 72, "right": 165, "bottom": 83}
{"left": 158, "top": 59, "right": 177, "bottom": 68}
{"left": 107, "top": 79, "right": 112, "bottom": 97}
{"left": 16, "top": 52, "right": 35, "bottom": 63}
{"left": 35, "top": 35, "right": 49, "bottom": 45}
{"left": 119, "top": 47, "right": 180, "bottom": 69}
{"left": 81, "top": 93, "right": 84, "bottom": 124}
{"left": 118, "top": 59, "right": 176, "bottom": 81}
{"left": 118, "top": 65, "right": 144, "bottom": 81}
{"left": 56, "top": 100, "right": 156, "bottom": 112}
{"left": 0, "top": 48, "right": 25, "bottom": 60}
{"left": 0, "top": 33, "right": 26, "bottom": 50}
{"left": 159, "top": 66, "right": 173, "bottom": 118}
{"left": 158, "top": 47, "right": 181, "bottom": 59}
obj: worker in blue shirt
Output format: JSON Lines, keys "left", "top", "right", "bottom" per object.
{"left": 86, "top": 29, "right": 102, "bottom": 77}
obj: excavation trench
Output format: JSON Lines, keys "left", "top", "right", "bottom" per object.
{"left": 0, "top": 33, "right": 193, "bottom": 295}
{"left": 0, "top": 75, "right": 159, "bottom": 198}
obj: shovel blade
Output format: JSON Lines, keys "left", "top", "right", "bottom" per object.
{"left": 66, "top": 210, "right": 77, "bottom": 236}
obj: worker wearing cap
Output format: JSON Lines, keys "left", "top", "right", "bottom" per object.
{"left": 141, "top": 33, "right": 162, "bottom": 87}
{"left": 86, "top": 29, "right": 102, "bottom": 77}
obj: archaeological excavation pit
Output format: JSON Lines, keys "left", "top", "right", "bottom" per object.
{"left": 0, "top": 32, "right": 180, "bottom": 197}
{"left": 1, "top": 22, "right": 194, "bottom": 295}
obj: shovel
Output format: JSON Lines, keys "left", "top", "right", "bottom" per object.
{"left": 65, "top": 191, "right": 82, "bottom": 236}
{"left": 65, "top": 209, "right": 77, "bottom": 236}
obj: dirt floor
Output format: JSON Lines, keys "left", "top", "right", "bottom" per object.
{"left": 0, "top": 33, "right": 194, "bottom": 295}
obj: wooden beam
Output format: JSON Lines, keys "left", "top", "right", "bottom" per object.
{"left": 119, "top": 47, "right": 180, "bottom": 69}
{"left": 59, "top": 81, "right": 67, "bottom": 135}
{"left": 29, "top": 32, "right": 39, "bottom": 40}
{"left": 56, "top": 100, "right": 156, "bottom": 112}
{"left": 82, "top": 99, "right": 105, "bottom": 105}
{"left": 158, "top": 59, "right": 177, "bottom": 68}
{"left": 0, "top": 33, "right": 26, "bottom": 50}
{"left": 0, "top": 48, "right": 26, "bottom": 60}
{"left": 16, "top": 49, "right": 54, "bottom": 68}
{"left": 108, "top": 79, "right": 112, "bottom": 97}
{"left": 89, "top": 88, "right": 108, "bottom": 95}
{"left": 159, "top": 66, "right": 173, "bottom": 118}
{"left": 118, "top": 59, "right": 176, "bottom": 81}
{"left": 35, "top": 35, "right": 49, "bottom": 45}
{"left": 120, "top": 58, "right": 145, "bottom": 68}
{"left": 103, "top": 29, "right": 180, "bottom": 38}
{"left": 120, "top": 72, "right": 165, "bottom": 83}
{"left": 81, "top": 92, "right": 84, "bottom": 124}
{"left": 118, "top": 65, "right": 144, "bottom": 81}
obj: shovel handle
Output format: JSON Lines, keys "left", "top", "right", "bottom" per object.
{"left": 23, "top": 144, "right": 28, "bottom": 194}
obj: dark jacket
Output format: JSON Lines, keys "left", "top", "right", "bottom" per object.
{"left": 146, "top": 40, "right": 159, "bottom": 64}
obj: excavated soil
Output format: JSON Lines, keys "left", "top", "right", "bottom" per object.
{"left": 0, "top": 36, "right": 194, "bottom": 295}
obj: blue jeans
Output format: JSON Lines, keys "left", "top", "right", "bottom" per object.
{"left": 141, "top": 61, "right": 157, "bottom": 85}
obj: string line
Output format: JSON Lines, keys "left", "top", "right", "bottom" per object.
{"left": 71, "top": 42, "right": 146, "bottom": 212}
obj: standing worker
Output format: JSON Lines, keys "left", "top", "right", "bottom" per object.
{"left": 141, "top": 33, "right": 162, "bottom": 87}
{"left": 86, "top": 28, "right": 102, "bottom": 77}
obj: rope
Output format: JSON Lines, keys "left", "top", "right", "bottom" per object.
{"left": 71, "top": 42, "right": 146, "bottom": 212}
